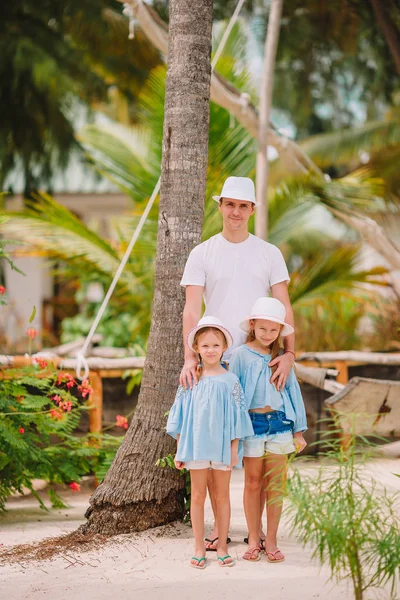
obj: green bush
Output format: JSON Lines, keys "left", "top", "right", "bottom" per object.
{"left": 286, "top": 434, "right": 400, "bottom": 600}
{"left": 0, "top": 362, "right": 123, "bottom": 510}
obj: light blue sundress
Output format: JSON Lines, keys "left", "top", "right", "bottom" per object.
{"left": 167, "top": 371, "right": 254, "bottom": 466}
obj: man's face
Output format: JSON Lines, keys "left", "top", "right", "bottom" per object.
{"left": 218, "top": 197, "right": 254, "bottom": 231}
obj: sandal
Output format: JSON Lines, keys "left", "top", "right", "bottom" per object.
{"left": 242, "top": 546, "right": 262, "bottom": 562}
{"left": 266, "top": 549, "right": 285, "bottom": 563}
{"left": 205, "top": 536, "right": 231, "bottom": 551}
{"left": 190, "top": 556, "right": 207, "bottom": 570}
{"left": 244, "top": 535, "right": 265, "bottom": 549}
{"left": 217, "top": 554, "right": 236, "bottom": 568}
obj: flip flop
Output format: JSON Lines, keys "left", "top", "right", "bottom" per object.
{"left": 242, "top": 546, "right": 262, "bottom": 562}
{"left": 244, "top": 535, "right": 265, "bottom": 549}
{"left": 217, "top": 554, "right": 236, "bottom": 568}
{"left": 266, "top": 549, "right": 285, "bottom": 563}
{"left": 205, "top": 536, "right": 231, "bottom": 551}
{"left": 190, "top": 556, "right": 207, "bottom": 570}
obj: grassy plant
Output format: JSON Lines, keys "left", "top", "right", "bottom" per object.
{"left": 286, "top": 434, "right": 400, "bottom": 600}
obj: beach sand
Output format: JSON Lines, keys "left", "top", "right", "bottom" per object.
{"left": 1, "top": 459, "right": 399, "bottom": 600}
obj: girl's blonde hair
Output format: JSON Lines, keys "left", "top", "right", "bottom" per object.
{"left": 193, "top": 327, "right": 228, "bottom": 378}
{"left": 246, "top": 320, "right": 283, "bottom": 380}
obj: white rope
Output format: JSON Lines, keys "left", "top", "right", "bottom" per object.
{"left": 211, "top": 0, "right": 246, "bottom": 69}
{"left": 75, "top": 177, "right": 160, "bottom": 379}
{"left": 75, "top": 0, "right": 246, "bottom": 380}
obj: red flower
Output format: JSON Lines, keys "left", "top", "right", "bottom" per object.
{"left": 52, "top": 394, "right": 62, "bottom": 406}
{"left": 35, "top": 357, "right": 48, "bottom": 369}
{"left": 49, "top": 408, "right": 64, "bottom": 421}
{"left": 115, "top": 414, "right": 128, "bottom": 430}
{"left": 68, "top": 482, "right": 81, "bottom": 492}
{"left": 0, "top": 285, "right": 5, "bottom": 295}
{"left": 59, "top": 401, "right": 73, "bottom": 413}
{"left": 19, "top": 427, "right": 25, "bottom": 434}
{"left": 26, "top": 327, "right": 38, "bottom": 340}
{"left": 78, "top": 378, "right": 93, "bottom": 398}
{"left": 57, "top": 372, "right": 76, "bottom": 389}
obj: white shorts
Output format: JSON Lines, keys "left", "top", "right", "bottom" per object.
{"left": 243, "top": 431, "right": 295, "bottom": 457}
{"left": 185, "top": 460, "right": 230, "bottom": 471}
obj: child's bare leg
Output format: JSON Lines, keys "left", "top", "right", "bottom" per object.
{"left": 205, "top": 470, "right": 218, "bottom": 549}
{"left": 190, "top": 468, "right": 209, "bottom": 565}
{"left": 243, "top": 456, "right": 264, "bottom": 554}
{"left": 264, "top": 453, "right": 287, "bottom": 561}
{"left": 213, "top": 469, "right": 234, "bottom": 565}
{"left": 259, "top": 487, "right": 266, "bottom": 542}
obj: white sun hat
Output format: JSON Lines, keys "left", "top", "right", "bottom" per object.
{"left": 212, "top": 176, "right": 258, "bottom": 206}
{"left": 187, "top": 316, "right": 234, "bottom": 352}
{"left": 239, "top": 297, "right": 294, "bottom": 337}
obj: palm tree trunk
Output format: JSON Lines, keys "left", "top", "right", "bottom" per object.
{"left": 81, "top": 0, "right": 213, "bottom": 535}
{"left": 255, "top": 0, "right": 283, "bottom": 240}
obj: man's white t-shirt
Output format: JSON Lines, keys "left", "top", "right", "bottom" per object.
{"left": 180, "top": 233, "right": 290, "bottom": 359}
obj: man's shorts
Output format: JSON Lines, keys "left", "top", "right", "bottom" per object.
{"left": 185, "top": 460, "right": 230, "bottom": 471}
{"left": 243, "top": 410, "right": 295, "bottom": 457}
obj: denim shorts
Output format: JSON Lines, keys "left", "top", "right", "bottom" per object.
{"left": 243, "top": 411, "right": 295, "bottom": 457}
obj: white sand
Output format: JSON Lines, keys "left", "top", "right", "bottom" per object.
{"left": 1, "top": 460, "right": 399, "bottom": 600}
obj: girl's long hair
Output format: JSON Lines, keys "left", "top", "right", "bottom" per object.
{"left": 246, "top": 321, "right": 283, "bottom": 380}
{"left": 193, "top": 327, "right": 228, "bottom": 378}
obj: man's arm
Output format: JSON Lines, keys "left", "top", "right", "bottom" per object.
{"left": 270, "top": 281, "right": 295, "bottom": 390}
{"left": 179, "top": 285, "right": 204, "bottom": 388}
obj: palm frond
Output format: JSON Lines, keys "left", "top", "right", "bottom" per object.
{"left": 1, "top": 194, "right": 138, "bottom": 290}
{"left": 300, "top": 118, "right": 400, "bottom": 169}
{"left": 78, "top": 123, "right": 159, "bottom": 202}
{"left": 289, "top": 244, "right": 388, "bottom": 308}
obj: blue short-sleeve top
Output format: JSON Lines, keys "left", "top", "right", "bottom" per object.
{"left": 166, "top": 371, "right": 254, "bottom": 466}
{"left": 229, "top": 345, "right": 307, "bottom": 433}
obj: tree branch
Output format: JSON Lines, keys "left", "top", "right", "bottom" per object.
{"left": 369, "top": 0, "right": 400, "bottom": 75}
{"left": 118, "top": 0, "right": 321, "bottom": 176}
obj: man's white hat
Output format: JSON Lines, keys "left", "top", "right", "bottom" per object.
{"left": 187, "top": 316, "right": 234, "bottom": 352}
{"left": 239, "top": 297, "right": 294, "bottom": 337}
{"left": 213, "top": 176, "right": 258, "bottom": 206}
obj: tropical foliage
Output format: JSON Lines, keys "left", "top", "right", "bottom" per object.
{"left": 0, "top": 0, "right": 160, "bottom": 195}
{"left": 286, "top": 432, "right": 400, "bottom": 600}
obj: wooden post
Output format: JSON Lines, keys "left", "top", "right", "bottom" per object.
{"left": 335, "top": 360, "right": 349, "bottom": 385}
{"left": 87, "top": 371, "right": 103, "bottom": 434}
{"left": 335, "top": 361, "right": 351, "bottom": 450}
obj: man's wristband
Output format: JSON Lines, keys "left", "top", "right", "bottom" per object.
{"left": 285, "top": 350, "right": 296, "bottom": 360}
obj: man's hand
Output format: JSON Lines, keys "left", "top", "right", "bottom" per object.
{"left": 269, "top": 352, "right": 295, "bottom": 391}
{"left": 174, "top": 459, "right": 185, "bottom": 470}
{"left": 293, "top": 432, "right": 307, "bottom": 453}
{"left": 179, "top": 357, "right": 199, "bottom": 389}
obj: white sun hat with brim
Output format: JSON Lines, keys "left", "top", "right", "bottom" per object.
{"left": 187, "top": 316, "right": 234, "bottom": 352}
{"left": 212, "top": 176, "right": 259, "bottom": 206}
{"left": 239, "top": 297, "right": 294, "bottom": 337}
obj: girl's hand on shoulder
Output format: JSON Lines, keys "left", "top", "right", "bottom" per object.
{"left": 174, "top": 459, "right": 186, "bottom": 470}
{"left": 293, "top": 432, "right": 307, "bottom": 453}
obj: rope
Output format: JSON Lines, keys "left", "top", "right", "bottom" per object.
{"left": 75, "top": 178, "right": 160, "bottom": 379}
{"left": 75, "top": 0, "right": 246, "bottom": 380}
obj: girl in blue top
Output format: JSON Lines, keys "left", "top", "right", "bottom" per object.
{"left": 167, "top": 316, "right": 253, "bottom": 571}
{"left": 230, "top": 297, "right": 307, "bottom": 564}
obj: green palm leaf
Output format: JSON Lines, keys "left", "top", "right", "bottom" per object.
{"left": 300, "top": 118, "right": 400, "bottom": 169}
{"left": 1, "top": 193, "right": 138, "bottom": 291}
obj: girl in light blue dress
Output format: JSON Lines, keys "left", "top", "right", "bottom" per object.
{"left": 230, "top": 297, "right": 307, "bottom": 564}
{"left": 167, "top": 316, "right": 253, "bottom": 571}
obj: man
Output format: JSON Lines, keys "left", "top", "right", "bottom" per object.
{"left": 179, "top": 176, "right": 296, "bottom": 550}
